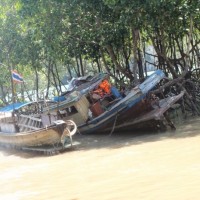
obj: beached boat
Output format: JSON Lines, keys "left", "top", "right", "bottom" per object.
{"left": 42, "top": 69, "right": 184, "bottom": 134}
{"left": 0, "top": 111, "right": 77, "bottom": 153}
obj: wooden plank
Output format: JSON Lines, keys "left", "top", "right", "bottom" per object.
{"left": 28, "top": 118, "right": 34, "bottom": 129}
{"left": 19, "top": 116, "right": 29, "bottom": 132}
{"left": 18, "top": 114, "right": 42, "bottom": 131}
{"left": 41, "top": 114, "right": 56, "bottom": 126}
{"left": 20, "top": 114, "right": 42, "bottom": 122}
{"left": 17, "top": 123, "right": 41, "bottom": 130}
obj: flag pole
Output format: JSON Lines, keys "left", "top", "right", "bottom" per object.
{"left": 7, "top": 54, "right": 16, "bottom": 120}
{"left": 8, "top": 54, "right": 16, "bottom": 105}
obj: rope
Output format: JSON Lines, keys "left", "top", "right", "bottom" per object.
{"left": 109, "top": 113, "right": 118, "bottom": 136}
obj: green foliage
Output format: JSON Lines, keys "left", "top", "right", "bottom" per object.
{"left": 0, "top": 0, "right": 199, "bottom": 102}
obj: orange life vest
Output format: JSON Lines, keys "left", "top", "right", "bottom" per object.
{"left": 93, "top": 79, "right": 111, "bottom": 98}
{"left": 99, "top": 79, "right": 111, "bottom": 94}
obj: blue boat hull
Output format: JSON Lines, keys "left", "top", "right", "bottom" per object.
{"left": 78, "top": 70, "right": 166, "bottom": 134}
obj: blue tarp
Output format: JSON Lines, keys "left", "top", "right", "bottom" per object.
{"left": 53, "top": 96, "right": 66, "bottom": 102}
{"left": 0, "top": 102, "right": 31, "bottom": 112}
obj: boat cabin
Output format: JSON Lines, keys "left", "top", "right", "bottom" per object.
{"left": 43, "top": 91, "right": 91, "bottom": 126}
{"left": 43, "top": 79, "right": 123, "bottom": 126}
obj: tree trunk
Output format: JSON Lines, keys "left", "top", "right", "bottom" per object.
{"left": 131, "top": 28, "right": 140, "bottom": 84}
{"left": 75, "top": 56, "right": 81, "bottom": 77}
{"left": 0, "top": 85, "right": 7, "bottom": 104}
{"left": 45, "top": 60, "right": 51, "bottom": 99}
{"left": 106, "top": 44, "right": 133, "bottom": 81}
{"left": 34, "top": 67, "right": 39, "bottom": 101}
{"left": 79, "top": 54, "right": 84, "bottom": 76}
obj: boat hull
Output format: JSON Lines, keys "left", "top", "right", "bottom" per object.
{"left": 78, "top": 92, "right": 184, "bottom": 134}
{"left": 0, "top": 119, "right": 78, "bottom": 151}
{"left": 0, "top": 123, "right": 65, "bottom": 148}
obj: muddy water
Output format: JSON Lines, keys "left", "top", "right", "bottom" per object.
{"left": 1, "top": 117, "right": 200, "bottom": 200}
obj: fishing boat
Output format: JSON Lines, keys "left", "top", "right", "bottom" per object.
{"left": 42, "top": 69, "right": 184, "bottom": 134}
{"left": 0, "top": 110, "right": 77, "bottom": 154}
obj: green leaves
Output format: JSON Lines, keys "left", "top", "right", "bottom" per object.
{"left": 0, "top": 0, "right": 199, "bottom": 103}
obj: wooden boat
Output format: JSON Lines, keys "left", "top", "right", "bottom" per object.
{"left": 0, "top": 112, "right": 77, "bottom": 153}
{"left": 41, "top": 70, "right": 184, "bottom": 134}
{"left": 101, "top": 91, "right": 184, "bottom": 133}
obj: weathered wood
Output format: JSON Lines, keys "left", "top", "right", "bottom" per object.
{"left": 0, "top": 120, "right": 77, "bottom": 153}
{"left": 17, "top": 124, "right": 41, "bottom": 130}
{"left": 20, "top": 114, "right": 42, "bottom": 122}
{"left": 18, "top": 114, "right": 42, "bottom": 132}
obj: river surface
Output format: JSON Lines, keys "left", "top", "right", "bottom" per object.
{"left": 0, "top": 117, "right": 200, "bottom": 200}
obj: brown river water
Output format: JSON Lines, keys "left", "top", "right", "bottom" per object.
{"left": 0, "top": 117, "right": 200, "bottom": 200}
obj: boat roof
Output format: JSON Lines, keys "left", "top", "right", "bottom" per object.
{"left": 0, "top": 102, "right": 32, "bottom": 112}
{"left": 0, "top": 100, "right": 55, "bottom": 113}
{"left": 61, "top": 73, "right": 108, "bottom": 96}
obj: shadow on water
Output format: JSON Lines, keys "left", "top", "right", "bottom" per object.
{"left": 0, "top": 146, "right": 41, "bottom": 158}
{"left": 0, "top": 145, "right": 76, "bottom": 158}
{"left": 1, "top": 116, "right": 200, "bottom": 158}
{"left": 73, "top": 116, "right": 200, "bottom": 151}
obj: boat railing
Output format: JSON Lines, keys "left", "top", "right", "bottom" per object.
{"left": 17, "top": 114, "right": 43, "bottom": 132}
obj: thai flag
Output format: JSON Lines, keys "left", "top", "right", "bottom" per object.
{"left": 11, "top": 70, "right": 24, "bottom": 83}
